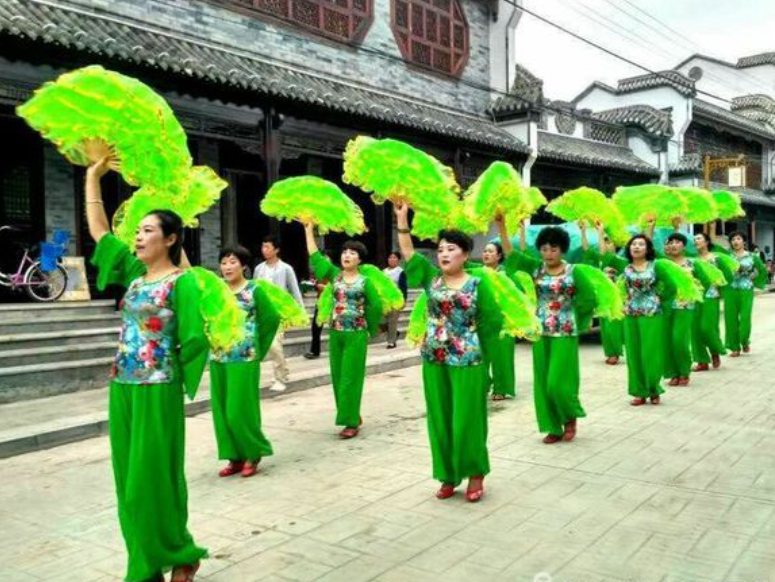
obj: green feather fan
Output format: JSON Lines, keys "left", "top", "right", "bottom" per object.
{"left": 316, "top": 284, "right": 334, "bottom": 327}
{"left": 189, "top": 267, "right": 247, "bottom": 353}
{"left": 360, "top": 265, "right": 405, "bottom": 315}
{"left": 480, "top": 269, "right": 542, "bottom": 340}
{"left": 573, "top": 264, "right": 624, "bottom": 321}
{"left": 461, "top": 162, "right": 523, "bottom": 229}
{"left": 18, "top": 66, "right": 227, "bottom": 249}
{"left": 343, "top": 136, "right": 460, "bottom": 238}
{"left": 613, "top": 184, "right": 687, "bottom": 227}
{"left": 655, "top": 258, "right": 703, "bottom": 304}
{"left": 406, "top": 291, "right": 429, "bottom": 347}
{"left": 713, "top": 253, "right": 740, "bottom": 283}
{"left": 546, "top": 187, "right": 630, "bottom": 246}
{"left": 261, "top": 176, "right": 366, "bottom": 235}
{"left": 512, "top": 271, "right": 537, "bottom": 304}
{"left": 673, "top": 187, "right": 717, "bottom": 224}
{"left": 712, "top": 190, "right": 746, "bottom": 220}
{"left": 254, "top": 280, "right": 310, "bottom": 330}
{"left": 411, "top": 211, "right": 450, "bottom": 242}
{"left": 504, "top": 186, "right": 548, "bottom": 234}
{"left": 693, "top": 259, "right": 727, "bottom": 288}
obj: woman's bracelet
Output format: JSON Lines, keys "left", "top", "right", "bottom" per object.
{"left": 397, "top": 227, "right": 411, "bottom": 234}
{"left": 86, "top": 200, "right": 104, "bottom": 206}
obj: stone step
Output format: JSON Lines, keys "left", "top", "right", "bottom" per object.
{"left": 0, "top": 356, "right": 115, "bottom": 404}
{"left": 0, "top": 342, "right": 117, "bottom": 367}
{"left": 0, "top": 313, "right": 122, "bottom": 335}
{"left": 0, "top": 344, "right": 421, "bottom": 458}
{"left": 0, "top": 327, "right": 120, "bottom": 352}
{"left": 0, "top": 300, "right": 116, "bottom": 320}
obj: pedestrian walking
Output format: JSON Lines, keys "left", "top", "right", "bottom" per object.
{"left": 253, "top": 235, "right": 304, "bottom": 392}
{"left": 383, "top": 251, "right": 408, "bottom": 349}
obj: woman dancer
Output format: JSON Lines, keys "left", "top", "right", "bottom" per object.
{"left": 303, "top": 223, "right": 383, "bottom": 439}
{"left": 210, "top": 245, "right": 280, "bottom": 478}
{"left": 86, "top": 155, "right": 207, "bottom": 582}
{"left": 692, "top": 232, "right": 731, "bottom": 370}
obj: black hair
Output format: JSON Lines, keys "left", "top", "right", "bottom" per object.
{"left": 262, "top": 235, "right": 280, "bottom": 249}
{"left": 145, "top": 209, "right": 184, "bottom": 266}
{"left": 219, "top": 245, "right": 252, "bottom": 267}
{"left": 535, "top": 226, "right": 570, "bottom": 253}
{"left": 666, "top": 232, "right": 688, "bottom": 246}
{"left": 388, "top": 250, "right": 402, "bottom": 261}
{"left": 342, "top": 240, "right": 368, "bottom": 260}
{"left": 625, "top": 234, "right": 656, "bottom": 262}
{"left": 728, "top": 230, "right": 747, "bottom": 244}
{"left": 485, "top": 241, "right": 505, "bottom": 263}
{"left": 438, "top": 229, "right": 474, "bottom": 254}
{"left": 694, "top": 232, "right": 712, "bottom": 247}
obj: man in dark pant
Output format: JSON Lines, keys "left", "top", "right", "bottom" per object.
{"left": 304, "top": 267, "right": 328, "bottom": 359}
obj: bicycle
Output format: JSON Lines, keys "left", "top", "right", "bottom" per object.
{"left": 0, "top": 226, "right": 69, "bottom": 302}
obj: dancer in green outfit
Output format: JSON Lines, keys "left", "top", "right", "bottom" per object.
{"left": 722, "top": 231, "right": 768, "bottom": 356}
{"left": 396, "top": 204, "right": 520, "bottom": 502}
{"left": 86, "top": 155, "right": 206, "bottom": 582}
{"left": 692, "top": 232, "right": 731, "bottom": 371}
{"left": 303, "top": 223, "right": 383, "bottom": 439}
{"left": 505, "top": 222, "right": 618, "bottom": 444}
{"left": 481, "top": 215, "right": 517, "bottom": 401}
{"left": 211, "top": 245, "right": 280, "bottom": 478}
{"left": 584, "top": 222, "right": 624, "bottom": 365}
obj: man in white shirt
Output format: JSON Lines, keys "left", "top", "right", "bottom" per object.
{"left": 253, "top": 235, "right": 304, "bottom": 392}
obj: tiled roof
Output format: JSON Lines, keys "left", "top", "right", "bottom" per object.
{"left": 536, "top": 132, "right": 660, "bottom": 175}
{"left": 617, "top": 71, "right": 696, "bottom": 97}
{"left": 490, "top": 63, "right": 545, "bottom": 116}
{"left": 0, "top": 0, "right": 527, "bottom": 154}
{"left": 732, "top": 94, "right": 775, "bottom": 113}
{"left": 736, "top": 52, "right": 775, "bottom": 68}
{"left": 693, "top": 99, "right": 775, "bottom": 140}
{"left": 592, "top": 105, "right": 674, "bottom": 138}
{"left": 707, "top": 182, "right": 775, "bottom": 208}
{"left": 669, "top": 153, "right": 702, "bottom": 175}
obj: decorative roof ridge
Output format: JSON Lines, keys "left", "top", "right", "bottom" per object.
{"left": 591, "top": 104, "right": 674, "bottom": 138}
{"left": 736, "top": 52, "right": 775, "bottom": 68}
{"left": 617, "top": 70, "right": 696, "bottom": 97}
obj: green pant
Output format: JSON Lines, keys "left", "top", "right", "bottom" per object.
{"left": 600, "top": 318, "right": 624, "bottom": 358}
{"left": 484, "top": 336, "right": 516, "bottom": 397}
{"left": 532, "top": 336, "right": 585, "bottom": 436}
{"left": 663, "top": 306, "right": 694, "bottom": 379}
{"left": 422, "top": 362, "right": 490, "bottom": 485}
{"left": 329, "top": 329, "right": 368, "bottom": 427}
{"left": 692, "top": 298, "right": 726, "bottom": 364}
{"left": 210, "top": 360, "right": 274, "bottom": 461}
{"left": 724, "top": 289, "right": 754, "bottom": 352}
{"left": 109, "top": 381, "right": 206, "bottom": 582}
{"left": 624, "top": 315, "right": 664, "bottom": 398}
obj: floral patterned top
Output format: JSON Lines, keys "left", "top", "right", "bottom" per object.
{"left": 672, "top": 259, "right": 696, "bottom": 310}
{"left": 113, "top": 271, "right": 183, "bottom": 384}
{"left": 623, "top": 262, "right": 661, "bottom": 317}
{"left": 702, "top": 255, "right": 721, "bottom": 300}
{"left": 731, "top": 252, "right": 755, "bottom": 291}
{"left": 422, "top": 275, "right": 482, "bottom": 366}
{"left": 534, "top": 263, "right": 578, "bottom": 337}
{"left": 332, "top": 274, "right": 367, "bottom": 332}
{"left": 211, "top": 280, "right": 257, "bottom": 363}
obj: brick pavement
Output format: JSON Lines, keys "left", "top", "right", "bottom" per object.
{"left": 1, "top": 294, "right": 774, "bottom": 582}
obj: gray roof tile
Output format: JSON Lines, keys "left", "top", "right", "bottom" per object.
{"left": 693, "top": 99, "right": 775, "bottom": 140}
{"left": 592, "top": 104, "right": 674, "bottom": 138}
{"left": 537, "top": 132, "right": 660, "bottom": 176}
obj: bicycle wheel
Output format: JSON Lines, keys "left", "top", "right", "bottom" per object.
{"left": 24, "top": 261, "right": 68, "bottom": 302}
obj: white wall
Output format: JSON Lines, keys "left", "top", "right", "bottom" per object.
{"left": 489, "top": 0, "right": 522, "bottom": 95}
{"left": 676, "top": 57, "right": 775, "bottom": 102}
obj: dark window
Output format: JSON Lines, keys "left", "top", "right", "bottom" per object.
{"left": 216, "top": 0, "right": 373, "bottom": 43}
{"left": 391, "top": 0, "right": 469, "bottom": 77}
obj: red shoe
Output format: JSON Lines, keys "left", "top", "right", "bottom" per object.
{"left": 171, "top": 562, "right": 200, "bottom": 582}
{"left": 730, "top": 351, "right": 741, "bottom": 358}
{"left": 339, "top": 427, "right": 359, "bottom": 439}
{"left": 668, "top": 378, "right": 680, "bottom": 386}
{"left": 678, "top": 377, "right": 690, "bottom": 386}
{"left": 241, "top": 459, "right": 261, "bottom": 478}
{"left": 605, "top": 356, "right": 619, "bottom": 365}
{"left": 465, "top": 476, "right": 485, "bottom": 503}
{"left": 436, "top": 483, "right": 456, "bottom": 500}
{"left": 650, "top": 395, "right": 661, "bottom": 405}
{"left": 631, "top": 397, "right": 647, "bottom": 406}
{"left": 712, "top": 354, "right": 721, "bottom": 369}
{"left": 492, "top": 393, "right": 506, "bottom": 401}
{"left": 543, "top": 433, "right": 563, "bottom": 444}
{"left": 218, "top": 461, "right": 244, "bottom": 477}
{"left": 743, "top": 345, "right": 751, "bottom": 353}
{"left": 693, "top": 363, "right": 710, "bottom": 372}
{"left": 562, "top": 419, "right": 577, "bottom": 442}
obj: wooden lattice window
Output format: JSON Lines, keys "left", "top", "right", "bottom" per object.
{"left": 391, "top": 0, "right": 469, "bottom": 77}
{"left": 217, "top": 0, "right": 373, "bottom": 44}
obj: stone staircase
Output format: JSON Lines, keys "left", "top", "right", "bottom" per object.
{"left": 0, "top": 291, "right": 420, "bottom": 404}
